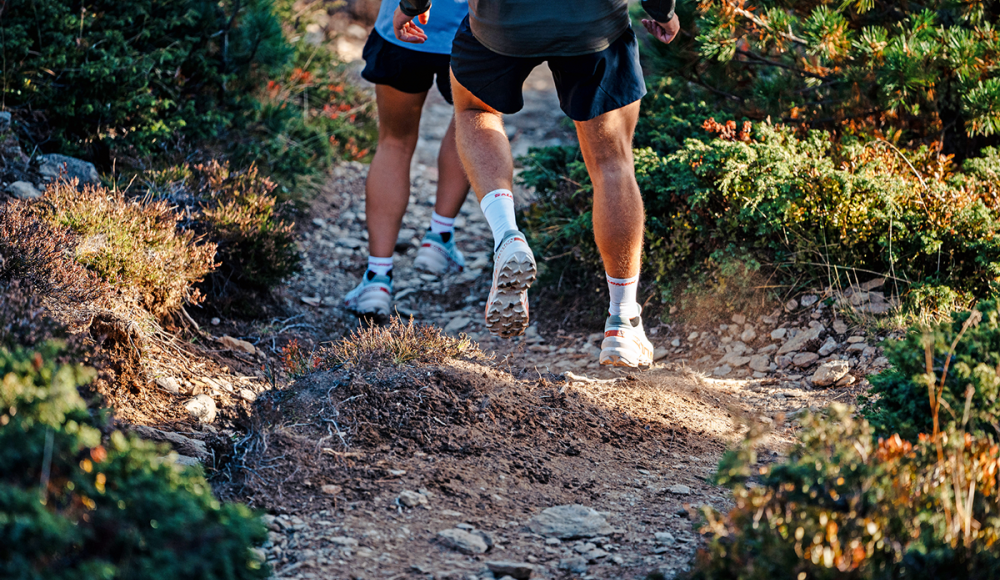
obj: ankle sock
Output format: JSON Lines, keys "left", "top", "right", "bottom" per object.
{"left": 429, "top": 211, "right": 456, "bottom": 243}
{"left": 607, "top": 273, "right": 640, "bottom": 319}
{"left": 479, "top": 189, "right": 518, "bottom": 251}
{"left": 366, "top": 255, "right": 394, "bottom": 280}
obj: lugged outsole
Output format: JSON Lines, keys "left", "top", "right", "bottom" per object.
{"left": 485, "top": 251, "right": 536, "bottom": 338}
{"left": 599, "top": 351, "right": 652, "bottom": 368}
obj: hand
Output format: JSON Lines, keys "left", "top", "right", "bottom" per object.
{"left": 393, "top": 6, "right": 430, "bottom": 44}
{"left": 642, "top": 14, "right": 680, "bottom": 44}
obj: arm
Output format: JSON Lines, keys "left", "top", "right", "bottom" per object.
{"left": 394, "top": 1, "right": 431, "bottom": 43}
{"left": 641, "top": 0, "right": 675, "bottom": 23}
{"left": 641, "top": 0, "right": 680, "bottom": 44}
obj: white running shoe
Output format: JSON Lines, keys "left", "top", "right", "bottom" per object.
{"left": 599, "top": 312, "right": 655, "bottom": 367}
{"left": 485, "top": 230, "right": 536, "bottom": 338}
{"left": 343, "top": 273, "right": 393, "bottom": 318}
{"left": 414, "top": 231, "right": 465, "bottom": 275}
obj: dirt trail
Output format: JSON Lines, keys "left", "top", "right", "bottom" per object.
{"left": 247, "top": 44, "right": 885, "bottom": 580}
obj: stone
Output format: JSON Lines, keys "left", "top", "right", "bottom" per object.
{"left": 748, "top": 355, "right": 771, "bottom": 373}
{"left": 210, "top": 317, "right": 221, "bottom": 326}
{"left": 792, "top": 352, "right": 820, "bottom": 367}
{"left": 558, "top": 557, "right": 589, "bottom": 574}
{"left": 444, "top": 317, "right": 471, "bottom": 334}
{"left": 759, "top": 344, "right": 778, "bottom": 354}
{"left": 321, "top": 484, "right": 342, "bottom": 495}
{"left": 836, "top": 375, "right": 857, "bottom": 387}
{"left": 184, "top": 395, "right": 217, "bottom": 424}
{"left": 727, "top": 355, "right": 752, "bottom": 368}
{"left": 240, "top": 388, "right": 257, "bottom": 402}
{"left": 486, "top": 562, "right": 535, "bottom": 580}
{"left": 336, "top": 237, "right": 364, "bottom": 249}
{"left": 667, "top": 484, "right": 691, "bottom": 495}
{"left": 846, "top": 342, "right": 868, "bottom": 353}
{"left": 778, "top": 325, "right": 824, "bottom": 355}
{"left": 588, "top": 332, "right": 604, "bottom": 343}
{"left": 811, "top": 361, "right": 851, "bottom": 387}
{"left": 36, "top": 154, "right": 100, "bottom": 184}
{"left": 329, "top": 536, "right": 359, "bottom": 547}
{"left": 687, "top": 332, "right": 700, "bottom": 341}
{"left": 818, "top": 337, "right": 839, "bottom": 357}
{"left": 526, "top": 505, "right": 613, "bottom": 539}
{"left": 670, "top": 338, "right": 681, "bottom": 347}
{"left": 770, "top": 328, "right": 787, "bottom": 340}
{"left": 0, "top": 111, "right": 10, "bottom": 133}
{"left": 731, "top": 314, "right": 747, "bottom": 325}
{"left": 583, "top": 548, "right": 609, "bottom": 562}
{"left": 740, "top": 326, "right": 757, "bottom": 343}
{"left": 861, "top": 278, "right": 886, "bottom": 291}
{"left": 653, "top": 347, "right": 669, "bottom": 361}
{"left": 800, "top": 294, "right": 819, "bottom": 307}
{"left": 833, "top": 319, "right": 849, "bottom": 334}
{"left": 713, "top": 364, "right": 732, "bottom": 377}
{"left": 398, "top": 490, "right": 428, "bottom": 508}
{"left": 785, "top": 298, "right": 799, "bottom": 312}
{"left": 775, "top": 354, "right": 793, "bottom": 369}
{"left": 655, "top": 531, "right": 676, "bottom": 545}
{"left": 6, "top": 181, "right": 42, "bottom": 199}
{"left": 154, "top": 377, "right": 181, "bottom": 394}
{"left": 220, "top": 336, "right": 256, "bottom": 355}
{"left": 847, "top": 335, "right": 866, "bottom": 343}
{"left": 131, "top": 425, "right": 209, "bottom": 461}
{"left": 437, "top": 528, "right": 488, "bottom": 554}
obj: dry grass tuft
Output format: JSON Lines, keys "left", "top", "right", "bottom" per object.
{"left": 321, "top": 317, "right": 482, "bottom": 371}
{"left": 30, "top": 181, "right": 218, "bottom": 319}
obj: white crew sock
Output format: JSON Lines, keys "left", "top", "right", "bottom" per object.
{"left": 607, "top": 273, "right": 640, "bottom": 319}
{"left": 429, "top": 211, "right": 456, "bottom": 237}
{"left": 479, "top": 189, "right": 518, "bottom": 251}
{"left": 366, "top": 255, "right": 394, "bottom": 279}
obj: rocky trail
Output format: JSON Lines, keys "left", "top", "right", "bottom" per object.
{"left": 206, "top": 40, "right": 897, "bottom": 580}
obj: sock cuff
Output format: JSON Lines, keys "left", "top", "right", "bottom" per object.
{"left": 480, "top": 189, "right": 514, "bottom": 212}
{"left": 606, "top": 273, "right": 640, "bottom": 286}
{"left": 368, "top": 256, "right": 394, "bottom": 266}
{"left": 430, "top": 211, "right": 456, "bottom": 227}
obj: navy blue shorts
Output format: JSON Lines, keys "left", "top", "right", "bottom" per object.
{"left": 450, "top": 17, "right": 646, "bottom": 122}
{"left": 361, "top": 30, "right": 454, "bottom": 104}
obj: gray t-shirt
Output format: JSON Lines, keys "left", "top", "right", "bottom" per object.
{"left": 399, "top": 0, "right": 675, "bottom": 57}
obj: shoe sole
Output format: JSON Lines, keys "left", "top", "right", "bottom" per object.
{"left": 600, "top": 338, "right": 653, "bottom": 368}
{"left": 485, "top": 251, "right": 536, "bottom": 338}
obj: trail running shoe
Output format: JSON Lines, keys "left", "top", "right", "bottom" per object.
{"left": 485, "top": 230, "right": 536, "bottom": 338}
{"left": 343, "top": 273, "right": 393, "bottom": 318}
{"left": 600, "top": 313, "right": 655, "bottom": 368}
{"left": 414, "top": 231, "right": 465, "bottom": 275}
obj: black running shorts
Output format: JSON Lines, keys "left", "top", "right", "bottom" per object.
{"left": 449, "top": 16, "right": 646, "bottom": 121}
{"left": 361, "top": 30, "right": 454, "bottom": 104}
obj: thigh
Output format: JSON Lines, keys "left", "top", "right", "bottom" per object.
{"left": 375, "top": 84, "right": 427, "bottom": 144}
{"left": 449, "top": 16, "right": 539, "bottom": 115}
{"left": 548, "top": 26, "right": 647, "bottom": 122}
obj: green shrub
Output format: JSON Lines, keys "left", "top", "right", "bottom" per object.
{"left": 863, "top": 299, "right": 1000, "bottom": 441}
{"left": 641, "top": 0, "right": 1000, "bottom": 158}
{"left": 0, "top": 341, "right": 269, "bottom": 579}
{"left": 2, "top": 0, "right": 289, "bottom": 158}
{"left": 521, "top": 93, "right": 1000, "bottom": 306}
{"left": 689, "top": 405, "right": 1000, "bottom": 579}
{"left": 29, "top": 182, "right": 218, "bottom": 319}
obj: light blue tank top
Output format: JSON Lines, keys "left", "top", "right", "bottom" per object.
{"left": 375, "top": 0, "right": 468, "bottom": 55}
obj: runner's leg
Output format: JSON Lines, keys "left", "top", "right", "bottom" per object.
{"left": 450, "top": 71, "right": 514, "bottom": 202}
{"left": 434, "top": 116, "right": 470, "bottom": 218}
{"left": 574, "top": 101, "right": 644, "bottom": 282}
{"left": 366, "top": 85, "right": 428, "bottom": 260}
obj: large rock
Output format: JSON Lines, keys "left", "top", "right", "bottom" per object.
{"left": 778, "top": 325, "right": 824, "bottom": 355}
{"left": 748, "top": 355, "right": 771, "bottom": 373}
{"left": 792, "top": 352, "right": 820, "bottom": 367}
{"left": 36, "top": 154, "right": 100, "bottom": 185}
{"left": 184, "top": 394, "right": 217, "bottom": 424}
{"left": 437, "top": 528, "right": 488, "bottom": 554}
{"left": 6, "top": 181, "right": 42, "bottom": 200}
{"left": 527, "top": 505, "right": 613, "bottom": 539}
{"left": 811, "top": 361, "right": 851, "bottom": 387}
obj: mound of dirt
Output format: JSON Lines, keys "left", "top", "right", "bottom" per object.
{"left": 215, "top": 353, "right": 779, "bottom": 579}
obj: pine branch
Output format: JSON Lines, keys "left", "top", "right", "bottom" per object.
{"left": 735, "top": 49, "right": 832, "bottom": 80}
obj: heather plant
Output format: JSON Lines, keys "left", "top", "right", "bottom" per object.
{"left": 0, "top": 341, "right": 269, "bottom": 580}
{"left": 30, "top": 182, "right": 218, "bottom": 319}
{"left": 322, "top": 318, "right": 481, "bottom": 371}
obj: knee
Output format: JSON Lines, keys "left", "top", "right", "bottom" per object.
{"left": 378, "top": 131, "right": 419, "bottom": 155}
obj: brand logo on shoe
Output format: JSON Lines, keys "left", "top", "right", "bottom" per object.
{"left": 605, "top": 330, "right": 625, "bottom": 338}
